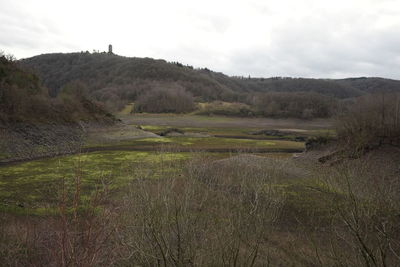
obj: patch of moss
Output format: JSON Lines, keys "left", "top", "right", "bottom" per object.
{"left": 135, "top": 137, "right": 172, "bottom": 143}
{"left": 308, "top": 129, "right": 337, "bottom": 137}
{"left": 85, "top": 136, "right": 304, "bottom": 152}
{"left": 0, "top": 151, "right": 192, "bottom": 214}
{"left": 118, "top": 103, "right": 134, "bottom": 115}
{"left": 0, "top": 152, "right": 10, "bottom": 160}
{"left": 141, "top": 125, "right": 260, "bottom": 137}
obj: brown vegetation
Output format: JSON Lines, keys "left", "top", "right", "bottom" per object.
{"left": 20, "top": 52, "right": 400, "bottom": 117}
{"left": 253, "top": 91, "right": 338, "bottom": 119}
{"left": 134, "top": 85, "right": 195, "bottom": 113}
{"left": 2, "top": 50, "right": 400, "bottom": 266}
{"left": 0, "top": 151, "right": 399, "bottom": 266}
{"left": 0, "top": 55, "right": 114, "bottom": 124}
{"left": 336, "top": 92, "right": 400, "bottom": 153}
{"left": 0, "top": 166, "right": 118, "bottom": 266}
{"left": 195, "top": 101, "right": 255, "bottom": 117}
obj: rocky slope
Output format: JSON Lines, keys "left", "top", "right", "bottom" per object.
{"left": 0, "top": 55, "right": 116, "bottom": 162}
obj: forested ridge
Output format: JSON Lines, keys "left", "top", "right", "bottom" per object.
{"left": 0, "top": 54, "right": 114, "bottom": 124}
{"left": 20, "top": 52, "right": 400, "bottom": 118}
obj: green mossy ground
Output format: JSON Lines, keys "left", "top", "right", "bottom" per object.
{"left": 133, "top": 136, "right": 303, "bottom": 149}
{"left": 84, "top": 136, "right": 304, "bottom": 152}
{"left": 140, "top": 124, "right": 333, "bottom": 141}
{"left": 0, "top": 151, "right": 191, "bottom": 214}
{"left": 118, "top": 103, "right": 134, "bottom": 115}
{"left": 0, "top": 153, "right": 9, "bottom": 160}
{"left": 141, "top": 125, "right": 259, "bottom": 138}
{"left": 0, "top": 150, "right": 299, "bottom": 215}
{"left": 1, "top": 113, "right": 333, "bottom": 217}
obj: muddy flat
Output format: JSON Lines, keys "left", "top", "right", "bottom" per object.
{"left": 121, "top": 114, "right": 333, "bottom": 130}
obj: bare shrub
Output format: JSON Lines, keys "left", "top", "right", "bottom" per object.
{"left": 0, "top": 158, "right": 119, "bottom": 266}
{"left": 336, "top": 92, "right": 400, "bottom": 153}
{"left": 320, "top": 159, "right": 400, "bottom": 266}
{"left": 116, "top": 154, "right": 284, "bottom": 266}
{"left": 134, "top": 84, "right": 195, "bottom": 113}
{"left": 254, "top": 92, "right": 337, "bottom": 119}
{"left": 3, "top": 149, "right": 398, "bottom": 266}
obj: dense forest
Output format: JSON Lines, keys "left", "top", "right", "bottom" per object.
{"left": 0, "top": 53, "right": 113, "bottom": 124}
{"left": 20, "top": 52, "right": 400, "bottom": 118}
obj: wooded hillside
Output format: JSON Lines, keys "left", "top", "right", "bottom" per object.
{"left": 20, "top": 52, "right": 400, "bottom": 118}
{"left": 0, "top": 54, "right": 114, "bottom": 124}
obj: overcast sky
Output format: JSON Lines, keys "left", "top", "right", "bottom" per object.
{"left": 1, "top": 0, "right": 400, "bottom": 79}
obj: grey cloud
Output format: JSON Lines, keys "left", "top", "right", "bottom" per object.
{"left": 1, "top": 0, "right": 400, "bottom": 79}
{"left": 222, "top": 12, "right": 400, "bottom": 79}
{"left": 0, "top": 2, "right": 77, "bottom": 58}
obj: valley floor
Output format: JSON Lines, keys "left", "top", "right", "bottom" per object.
{"left": 1, "top": 113, "right": 399, "bottom": 266}
{"left": 1, "top": 113, "right": 316, "bottom": 213}
{"left": 1, "top": 113, "right": 327, "bottom": 164}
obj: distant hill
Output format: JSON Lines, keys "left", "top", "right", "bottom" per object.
{"left": 337, "top": 77, "right": 400, "bottom": 94}
{"left": 21, "top": 52, "right": 238, "bottom": 110}
{"left": 230, "top": 77, "right": 364, "bottom": 98}
{"left": 20, "top": 52, "right": 400, "bottom": 114}
{"left": 0, "top": 55, "right": 114, "bottom": 124}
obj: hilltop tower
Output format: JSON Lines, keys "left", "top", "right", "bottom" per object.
{"left": 108, "top": 44, "right": 113, "bottom": 54}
